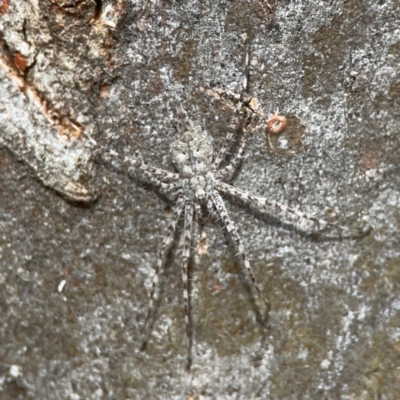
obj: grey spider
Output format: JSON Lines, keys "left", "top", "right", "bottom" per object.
{"left": 87, "top": 46, "right": 366, "bottom": 370}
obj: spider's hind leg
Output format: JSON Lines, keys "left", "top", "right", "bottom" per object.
{"left": 141, "top": 197, "right": 185, "bottom": 351}
{"left": 211, "top": 193, "right": 270, "bottom": 322}
{"left": 180, "top": 201, "right": 195, "bottom": 370}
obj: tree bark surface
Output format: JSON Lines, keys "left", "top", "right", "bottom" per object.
{"left": 0, "top": 1, "right": 399, "bottom": 398}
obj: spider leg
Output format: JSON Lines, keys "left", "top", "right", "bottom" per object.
{"left": 141, "top": 197, "right": 185, "bottom": 351}
{"left": 211, "top": 107, "right": 242, "bottom": 171}
{"left": 211, "top": 193, "right": 269, "bottom": 309}
{"left": 216, "top": 181, "right": 364, "bottom": 236}
{"left": 207, "top": 198, "right": 221, "bottom": 225}
{"left": 142, "top": 171, "right": 182, "bottom": 192}
{"left": 215, "top": 117, "right": 265, "bottom": 180}
{"left": 180, "top": 201, "right": 194, "bottom": 370}
{"left": 86, "top": 134, "right": 180, "bottom": 182}
{"left": 211, "top": 43, "right": 251, "bottom": 171}
{"left": 192, "top": 202, "right": 203, "bottom": 256}
{"left": 211, "top": 42, "right": 263, "bottom": 174}
{"left": 193, "top": 201, "right": 201, "bottom": 215}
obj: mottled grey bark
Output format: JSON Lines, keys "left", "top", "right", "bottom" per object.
{"left": 0, "top": 0, "right": 399, "bottom": 399}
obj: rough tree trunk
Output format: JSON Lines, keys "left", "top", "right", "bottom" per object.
{"left": 0, "top": 1, "right": 399, "bottom": 398}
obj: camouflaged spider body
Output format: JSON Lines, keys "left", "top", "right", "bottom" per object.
{"left": 170, "top": 130, "right": 215, "bottom": 200}
{"left": 87, "top": 44, "right": 366, "bottom": 371}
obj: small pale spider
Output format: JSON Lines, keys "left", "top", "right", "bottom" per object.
{"left": 87, "top": 43, "right": 367, "bottom": 370}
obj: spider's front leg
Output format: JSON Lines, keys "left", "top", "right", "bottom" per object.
{"left": 202, "top": 44, "right": 264, "bottom": 180}
{"left": 204, "top": 40, "right": 263, "bottom": 172}
{"left": 215, "top": 114, "right": 264, "bottom": 181}
{"left": 141, "top": 197, "right": 185, "bottom": 351}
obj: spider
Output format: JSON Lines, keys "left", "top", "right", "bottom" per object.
{"left": 86, "top": 42, "right": 366, "bottom": 370}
